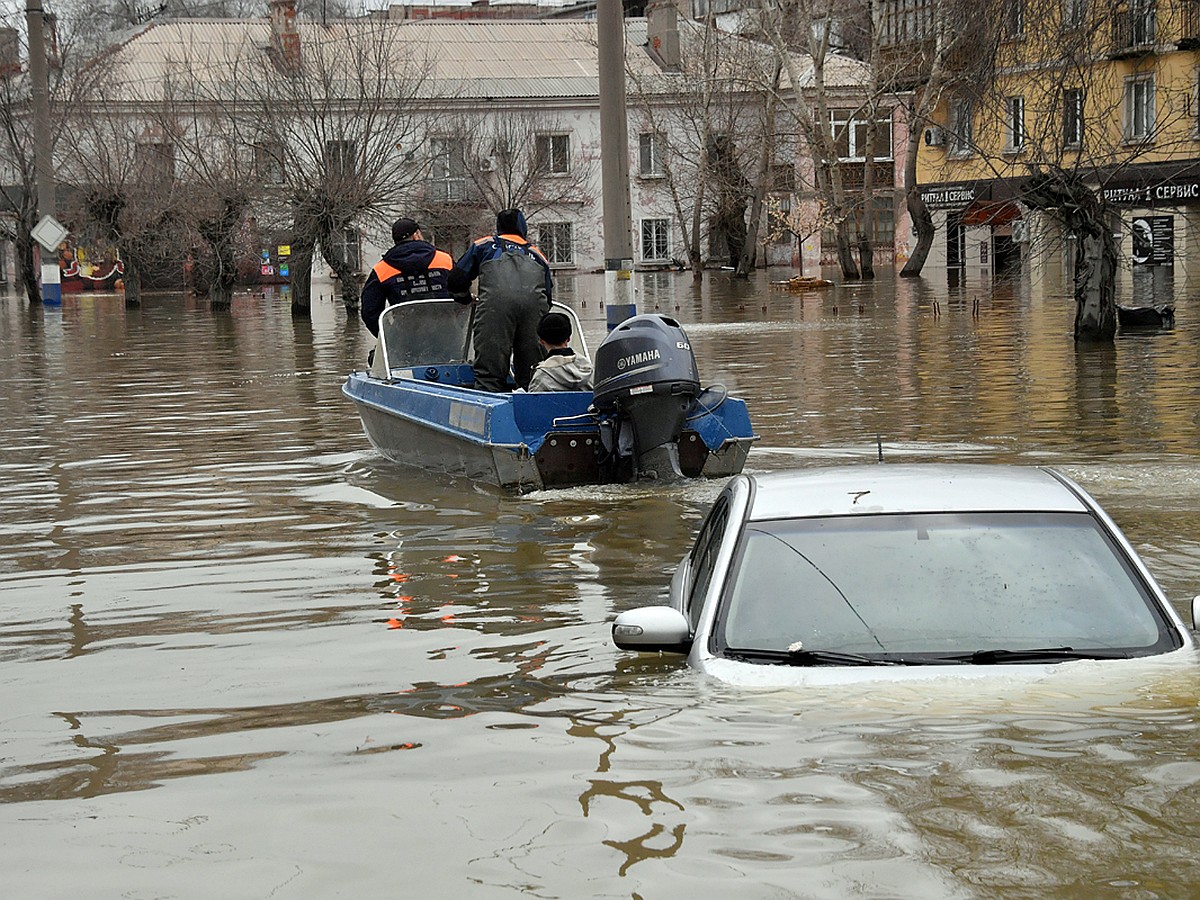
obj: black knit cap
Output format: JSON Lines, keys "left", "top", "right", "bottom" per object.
{"left": 392, "top": 217, "right": 421, "bottom": 243}
{"left": 496, "top": 208, "right": 527, "bottom": 238}
{"left": 537, "top": 312, "right": 572, "bottom": 345}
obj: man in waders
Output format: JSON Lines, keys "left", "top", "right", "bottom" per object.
{"left": 448, "top": 209, "right": 553, "bottom": 392}
{"left": 360, "top": 217, "right": 454, "bottom": 337}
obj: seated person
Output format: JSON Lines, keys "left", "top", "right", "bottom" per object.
{"left": 527, "top": 312, "right": 593, "bottom": 392}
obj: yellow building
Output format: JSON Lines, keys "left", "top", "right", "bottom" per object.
{"left": 915, "top": 0, "right": 1200, "bottom": 288}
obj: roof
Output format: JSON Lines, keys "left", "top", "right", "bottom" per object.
{"left": 95, "top": 16, "right": 868, "bottom": 103}
{"left": 745, "top": 465, "right": 1091, "bottom": 521}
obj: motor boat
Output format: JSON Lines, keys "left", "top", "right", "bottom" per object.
{"left": 342, "top": 299, "right": 757, "bottom": 491}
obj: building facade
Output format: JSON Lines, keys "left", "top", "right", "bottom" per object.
{"left": 912, "top": 0, "right": 1200, "bottom": 287}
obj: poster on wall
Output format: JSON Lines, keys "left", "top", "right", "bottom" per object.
{"left": 1131, "top": 215, "right": 1174, "bottom": 266}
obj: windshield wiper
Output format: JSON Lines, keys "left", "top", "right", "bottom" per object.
{"left": 939, "top": 647, "right": 1133, "bottom": 664}
{"left": 726, "top": 647, "right": 904, "bottom": 667}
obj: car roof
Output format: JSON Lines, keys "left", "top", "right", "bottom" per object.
{"left": 745, "top": 464, "right": 1092, "bottom": 521}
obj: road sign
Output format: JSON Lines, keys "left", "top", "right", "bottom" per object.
{"left": 32, "top": 215, "right": 69, "bottom": 252}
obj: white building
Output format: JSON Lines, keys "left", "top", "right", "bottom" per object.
{"left": 67, "top": 2, "right": 887, "bottom": 284}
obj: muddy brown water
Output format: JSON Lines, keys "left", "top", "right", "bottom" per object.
{"left": 2, "top": 269, "right": 1199, "bottom": 897}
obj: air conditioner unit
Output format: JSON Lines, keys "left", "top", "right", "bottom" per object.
{"left": 924, "top": 126, "right": 946, "bottom": 147}
{"left": 478, "top": 157, "right": 495, "bottom": 173}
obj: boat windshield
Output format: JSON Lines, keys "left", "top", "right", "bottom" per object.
{"left": 715, "top": 511, "right": 1180, "bottom": 661}
{"left": 375, "top": 300, "right": 473, "bottom": 374}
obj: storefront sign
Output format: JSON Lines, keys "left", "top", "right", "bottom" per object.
{"left": 1131, "top": 215, "right": 1173, "bottom": 265}
{"left": 1104, "top": 181, "right": 1200, "bottom": 205}
{"left": 919, "top": 182, "right": 986, "bottom": 209}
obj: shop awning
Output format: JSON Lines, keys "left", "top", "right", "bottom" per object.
{"left": 962, "top": 200, "right": 1023, "bottom": 227}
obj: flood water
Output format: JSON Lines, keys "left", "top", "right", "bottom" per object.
{"left": 2, "top": 268, "right": 1200, "bottom": 897}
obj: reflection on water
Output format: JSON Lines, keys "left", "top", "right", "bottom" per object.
{"left": 2, "top": 271, "right": 1200, "bottom": 895}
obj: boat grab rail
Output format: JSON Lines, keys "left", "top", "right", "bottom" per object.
{"left": 686, "top": 384, "right": 729, "bottom": 421}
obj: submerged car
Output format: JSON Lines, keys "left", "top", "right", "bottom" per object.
{"left": 612, "top": 464, "right": 1199, "bottom": 686}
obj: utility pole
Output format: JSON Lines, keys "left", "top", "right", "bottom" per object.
{"left": 26, "top": 0, "right": 61, "bottom": 304}
{"left": 597, "top": 0, "right": 634, "bottom": 325}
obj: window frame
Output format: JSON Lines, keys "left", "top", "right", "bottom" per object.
{"left": 638, "top": 131, "right": 666, "bottom": 177}
{"left": 1063, "top": 87, "right": 1084, "bottom": 148}
{"left": 1124, "top": 74, "right": 1155, "bottom": 142}
{"left": 535, "top": 132, "right": 571, "bottom": 176}
{"left": 1005, "top": 95, "right": 1025, "bottom": 153}
{"left": 429, "top": 135, "right": 467, "bottom": 201}
{"left": 640, "top": 217, "right": 671, "bottom": 262}
{"left": 948, "top": 97, "right": 974, "bottom": 157}
{"left": 537, "top": 221, "right": 575, "bottom": 267}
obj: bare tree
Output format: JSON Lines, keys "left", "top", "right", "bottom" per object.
{"left": 759, "top": 0, "right": 879, "bottom": 279}
{"left": 0, "top": 35, "right": 40, "bottom": 303}
{"left": 409, "top": 109, "right": 599, "bottom": 260}
{"left": 57, "top": 50, "right": 187, "bottom": 306}
{"left": 247, "top": 16, "right": 435, "bottom": 316}
{"left": 935, "top": 0, "right": 1197, "bottom": 340}
{"left": 628, "top": 12, "right": 776, "bottom": 278}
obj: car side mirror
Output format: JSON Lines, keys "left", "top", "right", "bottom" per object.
{"left": 612, "top": 606, "right": 692, "bottom": 654}
{"left": 1192, "top": 595, "right": 1200, "bottom": 631}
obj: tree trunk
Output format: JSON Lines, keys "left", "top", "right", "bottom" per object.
{"left": 123, "top": 264, "right": 143, "bottom": 308}
{"left": 318, "top": 232, "right": 361, "bottom": 310}
{"left": 1073, "top": 221, "right": 1118, "bottom": 342}
{"left": 900, "top": 186, "right": 935, "bottom": 277}
{"left": 899, "top": 116, "right": 933, "bottom": 277}
{"left": 834, "top": 219, "right": 858, "bottom": 278}
{"left": 17, "top": 232, "right": 39, "bottom": 304}
{"left": 290, "top": 234, "right": 315, "bottom": 317}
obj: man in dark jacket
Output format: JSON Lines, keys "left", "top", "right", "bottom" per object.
{"left": 447, "top": 208, "right": 553, "bottom": 392}
{"left": 360, "top": 217, "right": 454, "bottom": 337}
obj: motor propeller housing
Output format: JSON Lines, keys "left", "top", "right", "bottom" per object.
{"left": 593, "top": 314, "right": 701, "bottom": 479}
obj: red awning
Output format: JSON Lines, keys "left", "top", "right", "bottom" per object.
{"left": 961, "top": 200, "right": 1023, "bottom": 227}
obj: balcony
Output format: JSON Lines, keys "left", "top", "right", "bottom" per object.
{"left": 1180, "top": 0, "right": 1200, "bottom": 49}
{"left": 1110, "top": 9, "right": 1156, "bottom": 58}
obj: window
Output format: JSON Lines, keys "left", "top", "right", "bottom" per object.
{"left": 854, "top": 198, "right": 895, "bottom": 245}
{"left": 948, "top": 98, "right": 973, "bottom": 156}
{"left": 135, "top": 142, "right": 175, "bottom": 182}
{"left": 830, "top": 110, "right": 894, "bottom": 161}
{"left": 1063, "top": 88, "right": 1084, "bottom": 146}
{"left": 1005, "top": 96, "right": 1025, "bottom": 152}
{"left": 324, "top": 140, "right": 355, "bottom": 179}
{"left": 430, "top": 136, "right": 466, "bottom": 201}
{"left": 880, "top": 0, "right": 934, "bottom": 46}
{"left": 328, "top": 227, "right": 360, "bottom": 273}
{"left": 538, "top": 222, "right": 574, "bottom": 266}
{"left": 686, "top": 496, "right": 730, "bottom": 629}
{"left": 535, "top": 133, "right": 570, "bottom": 175}
{"left": 639, "top": 132, "right": 666, "bottom": 177}
{"left": 254, "top": 141, "right": 284, "bottom": 184}
{"left": 641, "top": 218, "right": 671, "bottom": 262}
{"left": 1003, "top": 0, "right": 1024, "bottom": 38}
{"left": 1125, "top": 75, "right": 1155, "bottom": 140}
{"left": 1130, "top": 0, "right": 1155, "bottom": 45}
{"left": 1063, "top": 0, "right": 1087, "bottom": 29}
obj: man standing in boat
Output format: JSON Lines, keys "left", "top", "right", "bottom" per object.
{"left": 360, "top": 217, "right": 454, "bottom": 337}
{"left": 448, "top": 209, "right": 553, "bottom": 392}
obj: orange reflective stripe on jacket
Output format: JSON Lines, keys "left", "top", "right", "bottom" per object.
{"left": 373, "top": 260, "right": 402, "bottom": 282}
{"left": 374, "top": 251, "right": 453, "bottom": 283}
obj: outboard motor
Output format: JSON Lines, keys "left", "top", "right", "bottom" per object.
{"left": 593, "top": 314, "right": 701, "bottom": 481}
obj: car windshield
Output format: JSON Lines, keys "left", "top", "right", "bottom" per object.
{"left": 716, "top": 511, "right": 1178, "bottom": 662}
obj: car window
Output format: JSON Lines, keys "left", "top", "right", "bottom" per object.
{"left": 716, "top": 511, "right": 1178, "bottom": 658}
{"left": 686, "top": 497, "right": 730, "bottom": 629}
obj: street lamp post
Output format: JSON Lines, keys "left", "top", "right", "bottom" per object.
{"left": 26, "top": 0, "right": 61, "bottom": 305}
{"left": 597, "top": 0, "right": 635, "bottom": 326}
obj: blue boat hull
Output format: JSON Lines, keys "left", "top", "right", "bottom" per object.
{"left": 343, "top": 364, "right": 756, "bottom": 490}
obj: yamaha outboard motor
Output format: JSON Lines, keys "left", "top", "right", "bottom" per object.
{"left": 593, "top": 314, "right": 701, "bottom": 481}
